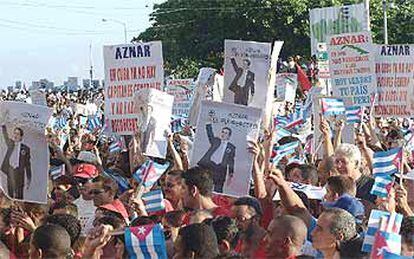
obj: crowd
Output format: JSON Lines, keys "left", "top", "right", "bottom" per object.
{"left": 0, "top": 59, "right": 414, "bottom": 259}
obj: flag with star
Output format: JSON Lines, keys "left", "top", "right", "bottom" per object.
{"left": 124, "top": 223, "right": 167, "bottom": 259}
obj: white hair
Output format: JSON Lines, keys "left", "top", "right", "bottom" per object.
{"left": 335, "top": 143, "right": 362, "bottom": 167}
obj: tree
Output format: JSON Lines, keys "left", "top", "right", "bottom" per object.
{"left": 133, "top": 0, "right": 413, "bottom": 77}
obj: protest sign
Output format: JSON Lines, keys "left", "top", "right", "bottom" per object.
{"left": 134, "top": 88, "right": 174, "bottom": 158}
{"left": 190, "top": 101, "right": 261, "bottom": 197}
{"left": 188, "top": 68, "right": 217, "bottom": 126}
{"left": 328, "top": 31, "right": 376, "bottom": 107}
{"left": 310, "top": 3, "right": 369, "bottom": 55}
{"left": 0, "top": 101, "right": 52, "bottom": 203}
{"left": 104, "top": 41, "right": 164, "bottom": 135}
{"left": 275, "top": 73, "right": 298, "bottom": 103}
{"left": 223, "top": 40, "right": 272, "bottom": 109}
{"left": 374, "top": 45, "right": 414, "bottom": 117}
{"left": 29, "top": 90, "right": 47, "bottom": 106}
{"left": 166, "top": 79, "right": 195, "bottom": 116}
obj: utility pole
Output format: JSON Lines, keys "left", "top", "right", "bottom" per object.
{"left": 382, "top": 0, "right": 389, "bottom": 44}
{"left": 89, "top": 44, "right": 94, "bottom": 84}
{"left": 102, "top": 18, "right": 128, "bottom": 43}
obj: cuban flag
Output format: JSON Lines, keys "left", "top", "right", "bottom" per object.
{"left": 109, "top": 141, "right": 123, "bottom": 154}
{"left": 362, "top": 210, "right": 403, "bottom": 253}
{"left": 49, "top": 165, "right": 65, "bottom": 180}
{"left": 274, "top": 126, "right": 292, "bottom": 141}
{"left": 345, "top": 106, "right": 363, "bottom": 124}
{"left": 372, "top": 148, "right": 403, "bottom": 175}
{"left": 133, "top": 160, "right": 170, "bottom": 188}
{"left": 371, "top": 173, "right": 394, "bottom": 198}
{"left": 382, "top": 250, "right": 412, "bottom": 259}
{"left": 141, "top": 189, "right": 165, "bottom": 213}
{"left": 87, "top": 115, "right": 102, "bottom": 131}
{"left": 271, "top": 141, "right": 300, "bottom": 165}
{"left": 79, "top": 115, "right": 88, "bottom": 127}
{"left": 124, "top": 224, "right": 167, "bottom": 259}
{"left": 273, "top": 115, "right": 289, "bottom": 128}
{"left": 320, "top": 98, "right": 345, "bottom": 116}
{"left": 371, "top": 231, "right": 402, "bottom": 259}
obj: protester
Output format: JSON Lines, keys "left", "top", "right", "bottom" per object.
{"left": 0, "top": 36, "right": 413, "bottom": 259}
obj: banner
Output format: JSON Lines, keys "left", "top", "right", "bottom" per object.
{"left": 104, "top": 41, "right": 164, "bottom": 135}
{"left": 275, "top": 73, "right": 298, "bottom": 103}
{"left": 166, "top": 79, "right": 195, "bottom": 116}
{"left": 134, "top": 89, "right": 174, "bottom": 158}
{"left": 328, "top": 31, "right": 376, "bottom": 106}
{"left": 223, "top": 40, "right": 272, "bottom": 109}
{"left": 374, "top": 45, "right": 414, "bottom": 117}
{"left": 310, "top": 3, "right": 369, "bottom": 55}
{"left": 0, "top": 101, "right": 52, "bottom": 203}
{"left": 190, "top": 101, "right": 261, "bottom": 197}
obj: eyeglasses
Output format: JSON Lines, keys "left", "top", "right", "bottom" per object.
{"left": 89, "top": 188, "right": 108, "bottom": 195}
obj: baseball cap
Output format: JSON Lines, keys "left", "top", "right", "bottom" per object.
{"left": 322, "top": 194, "right": 365, "bottom": 220}
{"left": 73, "top": 163, "right": 99, "bottom": 179}
{"left": 99, "top": 199, "right": 129, "bottom": 222}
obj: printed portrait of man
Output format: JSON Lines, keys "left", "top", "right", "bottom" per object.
{"left": 138, "top": 104, "right": 157, "bottom": 152}
{"left": 197, "top": 116, "right": 236, "bottom": 192}
{"left": 228, "top": 58, "right": 255, "bottom": 106}
{"left": 1, "top": 125, "right": 32, "bottom": 199}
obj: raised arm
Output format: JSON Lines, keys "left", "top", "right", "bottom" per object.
{"left": 230, "top": 58, "right": 239, "bottom": 71}
{"left": 268, "top": 169, "right": 312, "bottom": 227}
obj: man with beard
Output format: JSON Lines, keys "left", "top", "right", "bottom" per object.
{"left": 231, "top": 196, "right": 266, "bottom": 258}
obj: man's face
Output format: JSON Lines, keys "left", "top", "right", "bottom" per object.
{"left": 242, "top": 60, "right": 250, "bottom": 70}
{"left": 219, "top": 128, "right": 231, "bottom": 141}
{"left": 12, "top": 128, "right": 23, "bottom": 142}
{"left": 231, "top": 205, "right": 255, "bottom": 232}
{"left": 163, "top": 175, "right": 183, "bottom": 202}
{"left": 181, "top": 180, "right": 196, "bottom": 209}
{"left": 288, "top": 168, "right": 304, "bottom": 184}
{"left": 311, "top": 213, "right": 337, "bottom": 251}
{"left": 334, "top": 154, "right": 355, "bottom": 178}
{"left": 265, "top": 219, "right": 288, "bottom": 258}
{"left": 323, "top": 186, "right": 337, "bottom": 202}
{"left": 90, "top": 184, "right": 113, "bottom": 207}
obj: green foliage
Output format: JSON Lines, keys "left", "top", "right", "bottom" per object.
{"left": 132, "top": 0, "right": 413, "bottom": 76}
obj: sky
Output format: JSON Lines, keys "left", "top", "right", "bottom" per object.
{"left": 0, "top": 0, "right": 165, "bottom": 88}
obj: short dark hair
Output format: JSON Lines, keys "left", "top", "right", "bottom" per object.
{"left": 297, "top": 164, "right": 318, "bottom": 185}
{"left": 182, "top": 167, "right": 214, "bottom": 197}
{"left": 326, "top": 175, "right": 356, "bottom": 196}
{"left": 94, "top": 215, "right": 124, "bottom": 230}
{"left": 43, "top": 214, "right": 81, "bottom": 247}
{"left": 14, "top": 127, "right": 24, "bottom": 137}
{"left": 209, "top": 216, "right": 239, "bottom": 249}
{"left": 222, "top": 127, "right": 232, "bottom": 137}
{"left": 31, "top": 224, "right": 72, "bottom": 258}
{"left": 233, "top": 196, "right": 263, "bottom": 217}
{"left": 178, "top": 223, "right": 219, "bottom": 258}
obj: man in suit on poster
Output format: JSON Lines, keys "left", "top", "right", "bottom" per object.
{"left": 229, "top": 58, "right": 255, "bottom": 106}
{"left": 198, "top": 115, "right": 236, "bottom": 193}
{"left": 1, "top": 125, "right": 32, "bottom": 199}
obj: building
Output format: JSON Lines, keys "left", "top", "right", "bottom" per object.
{"left": 83, "top": 79, "right": 91, "bottom": 89}
{"left": 64, "top": 77, "right": 79, "bottom": 92}
{"left": 15, "top": 81, "right": 22, "bottom": 90}
{"left": 91, "top": 79, "right": 100, "bottom": 88}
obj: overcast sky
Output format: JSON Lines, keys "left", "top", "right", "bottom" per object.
{"left": 0, "top": 0, "right": 165, "bottom": 88}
